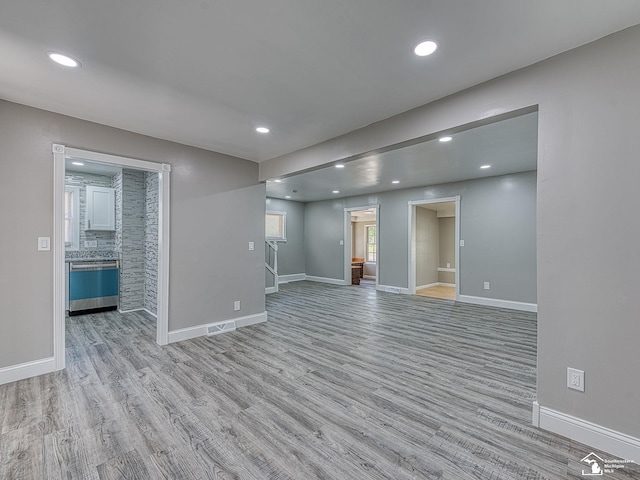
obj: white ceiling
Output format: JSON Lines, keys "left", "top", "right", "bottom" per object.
{"left": 266, "top": 111, "right": 538, "bottom": 202}
{"left": 1, "top": 2, "right": 640, "bottom": 163}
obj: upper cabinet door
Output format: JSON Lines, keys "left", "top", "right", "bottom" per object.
{"left": 86, "top": 186, "right": 115, "bottom": 231}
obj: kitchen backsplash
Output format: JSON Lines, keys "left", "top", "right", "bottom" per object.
{"left": 65, "top": 171, "right": 117, "bottom": 253}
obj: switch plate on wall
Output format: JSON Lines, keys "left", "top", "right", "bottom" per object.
{"left": 233, "top": 300, "right": 240, "bottom": 311}
{"left": 37, "top": 237, "right": 50, "bottom": 251}
{"left": 248, "top": 242, "right": 255, "bottom": 251}
{"left": 483, "top": 281, "right": 490, "bottom": 290}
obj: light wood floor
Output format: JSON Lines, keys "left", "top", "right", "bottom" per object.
{"left": 1, "top": 282, "right": 637, "bottom": 479}
{"left": 416, "top": 285, "right": 456, "bottom": 300}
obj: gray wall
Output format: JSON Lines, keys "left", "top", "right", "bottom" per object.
{"left": 265, "top": 198, "right": 305, "bottom": 276}
{"left": 304, "top": 200, "right": 345, "bottom": 279}
{"left": 439, "top": 217, "right": 455, "bottom": 269}
{"left": 304, "top": 172, "right": 536, "bottom": 303}
{"left": 415, "top": 207, "right": 439, "bottom": 287}
{"left": 260, "top": 26, "right": 640, "bottom": 438}
{"left": 0, "top": 100, "right": 265, "bottom": 368}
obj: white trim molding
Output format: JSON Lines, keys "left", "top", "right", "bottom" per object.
{"left": 457, "top": 294, "right": 537, "bottom": 312}
{"left": 407, "top": 196, "right": 461, "bottom": 300}
{"left": 278, "top": 273, "right": 306, "bottom": 284}
{"left": 0, "top": 357, "right": 56, "bottom": 386}
{"left": 305, "top": 276, "right": 348, "bottom": 286}
{"left": 533, "top": 402, "right": 640, "bottom": 463}
{"left": 167, "top": 312, "right": 267, "bottom": 344}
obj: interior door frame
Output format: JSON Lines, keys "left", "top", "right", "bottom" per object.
{"left": 52, "top": 144, "right": 171, "bottom": 371}
{"left": 343, "top": 205, "right": 379, "bottom": 288}
{"left": 407, "top": 196, "right": 460, "bottom": 298}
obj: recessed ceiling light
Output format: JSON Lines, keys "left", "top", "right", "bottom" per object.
{"left": 480, "top": 165, "right": 491, "bottom": 169}
{"left": 71, "top": 161, "right": 84, "bottom": 166}
{"left": 332, "top": 190, "right": 340, "bottom": 194}
{"left": 439, "top": 136, "right": 452, "bottom": 142}
{"left": 414, "top": 40, "right": 438, "bottom": 57}
{"left": 47, "top": 52, "right": 81, "bottom": 68}
{"left": 392, "top": 180, "right": 400, "bottom": 184}
{"left": 285, "top": 195, "right": 291, "bottom": 199}
{"left": 256, "top": 127, "right": 270, "bottom": 133}
{"left": 274, "top": 179, "right": 282, "bottom": 183}
{"left": 335, "top": 164, "right": 345, "bottom": 169}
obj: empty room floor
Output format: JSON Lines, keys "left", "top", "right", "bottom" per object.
{"left": 416, "top": 284, "right": 456, "bottom": 300}
{"left": 1, "top": 282, "right": 636, "bottom": 479}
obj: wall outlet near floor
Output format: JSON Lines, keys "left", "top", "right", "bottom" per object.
{"left": 233, "top": 300, "right": 240, "bottom": 311}
{"left": 483, "top": 281, "right": 490, "bottom": 290}
{"left": 567, "top": 367, "right": 585, "bottom": 392}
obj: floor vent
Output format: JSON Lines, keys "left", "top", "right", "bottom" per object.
{"left": 206, "top": 321, "right": 237, "bottom": 336}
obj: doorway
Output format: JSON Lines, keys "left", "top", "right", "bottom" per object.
{"left": 408, "top": 197, "right": 460, "bottom": 300}
{"left": 344, "top": 206, "right": 379, "bottom": 288}
{"left": 52, "top": 144, "right": 171, "bottom": 371}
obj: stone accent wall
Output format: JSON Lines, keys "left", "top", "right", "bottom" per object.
{"left": 119, "top": 169, "right": 146, "bottom": 311}
{"left": 144, "top": 172, "right": 158, "bottom": 315}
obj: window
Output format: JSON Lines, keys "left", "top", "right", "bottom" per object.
{"left": 266, "top": 211, "right": 286, "bottom": 241}
{"left": 65, "top": 186, "right": 80, "bottom": 250}
{"left": 366, "top": 225, "right": 376, "bottom": 262}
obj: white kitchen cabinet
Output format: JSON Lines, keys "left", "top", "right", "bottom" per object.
{"left": 86, "top": 186, "right": 115, "bottom": 231}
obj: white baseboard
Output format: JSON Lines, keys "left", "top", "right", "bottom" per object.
{"left": 167, "top": 311, "right": 267, "bottom": 344}
{"left": 278, "top": 273, "right": 306, "bottom": 284}
{"left": 439, "top": 283, "right": 456, "bottom": 288}
{"left": 377, "top": 284, "right": 410, "bottom": 295}
{"left": 0, "top": 357, "right": 56, "bottom": 385}
{"left": 119, "top": 307, "right": 158, "bottom": 318}
{"left": 305, "top": 276, "right": 348, "bottom": 286}
{"left": 265, "top": 286, "right": 277, "bottom": 294}
{"left": 458, "top": 294, "right": 537, "bottom": 312}
{"left": 363, "top": 275, "right": 376, "bottom": 280}
{"left": 533, "top": 402, "right": 640, "bottom": 463}
{"left": 416, "top": 282, "right": 439, "bottom": 290}
{"left": 437, "top": 267, "right": 456, "bottom": 273}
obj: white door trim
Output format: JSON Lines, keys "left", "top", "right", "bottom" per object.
{"left": 52, "top": 144, "right": 171, "bottom": 371}
{"left": 407, "top": 196, "right": 460, "bottom": 299}
{"left": 344, "top": 205, "right": 379, "bottom": 288}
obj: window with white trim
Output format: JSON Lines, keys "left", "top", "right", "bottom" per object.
{"left": 266, "top": 211, "right": 287, "bottom": 241}
{"left": 65, "top": 186, "right": 80, "bottom": 250}
{"left": 366, "top": 224, "right": 376, "bottom": 262}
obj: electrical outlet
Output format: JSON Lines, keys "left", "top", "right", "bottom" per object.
{"left": 567, "top": 367, "right": 585, "bottom": 392}
{"left": 233, "top": 300, "right": 240, "bottom": 311}
{"left": 483, "top": 281, "right": 490, "bottom": 290}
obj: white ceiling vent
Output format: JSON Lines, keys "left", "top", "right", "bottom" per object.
{"left": 206, "top": 321, "right": 236, "bottom": 336}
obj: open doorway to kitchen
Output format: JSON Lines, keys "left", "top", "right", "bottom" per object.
{"left": 344, "top": 206, "right": 378, "bottom": 288}
{"left": 408, "top": 197, "right": 460, "bottom": 300}
{"left": 52, "top": 145, "right": 171, "bottom": 372}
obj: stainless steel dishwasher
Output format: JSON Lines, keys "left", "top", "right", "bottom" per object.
{"left": 68, "top": 260, "right": 119, "bottom": 315}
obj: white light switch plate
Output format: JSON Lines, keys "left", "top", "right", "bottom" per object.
{"left": 248, "top": 242, "right": 255, "bottom": 251}
{"left": 38, "top": 237, "right": 50, "bottom": 251}
{"left": 459, "top": 240, "right": 465, "bottom": 247}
